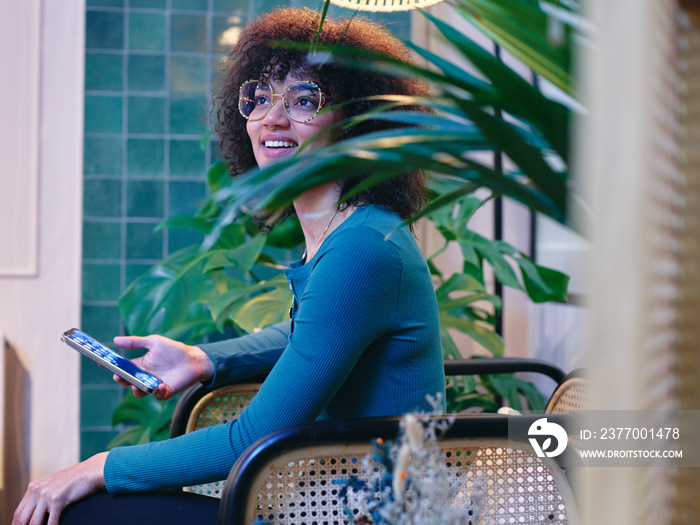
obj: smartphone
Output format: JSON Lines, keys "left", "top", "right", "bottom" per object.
{"left": 61, "top": 328, "right": 162, "bottom": 394}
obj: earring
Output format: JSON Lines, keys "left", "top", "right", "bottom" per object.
{"left": 267, "top": 124, "right": 278, "bottom": 130}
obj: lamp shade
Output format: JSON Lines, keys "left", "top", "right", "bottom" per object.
{"left": 329, "top": 0, "right": 445, "bottom": 12}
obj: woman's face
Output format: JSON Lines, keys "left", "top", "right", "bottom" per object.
{"left": 245, "top": 73, "right": 342, "bottom": 168}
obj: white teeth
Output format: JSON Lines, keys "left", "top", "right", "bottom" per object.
{"left": 264, "top": 140, "right": 297, "bottom": 148}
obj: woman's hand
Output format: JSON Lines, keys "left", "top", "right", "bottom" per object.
{"left": 112, "top": 335, "right": 214, "bottom": 400}
{"left": 13, "top": 452, "right": 107, "bottom": 525}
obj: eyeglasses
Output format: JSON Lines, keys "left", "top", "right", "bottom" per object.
{"left": 238, "top": 80, "right": 326, "bottom": 123}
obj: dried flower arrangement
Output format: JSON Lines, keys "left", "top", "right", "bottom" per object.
{"left": 341, "top": 396, "right": 486, "bottom": 524}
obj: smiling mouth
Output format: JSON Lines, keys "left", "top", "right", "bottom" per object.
{"left": 264, "top": 140, "right": 298, "bottom": 149}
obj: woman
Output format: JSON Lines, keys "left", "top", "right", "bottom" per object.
{"left": 14, "top": 8, "right": 444, "bottom": 524}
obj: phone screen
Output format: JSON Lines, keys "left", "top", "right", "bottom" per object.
{"left": 62, "top": 328, "right": 162, "bottom": 392}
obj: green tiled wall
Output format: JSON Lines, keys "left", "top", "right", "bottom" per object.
{"left": 81, "top": 0, "right": 410, "bottom": 459}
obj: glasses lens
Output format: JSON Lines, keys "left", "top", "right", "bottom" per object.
{"left": 284, "top": 82, "right": 322, "bottom": 122}
{"left": 239, "top": 81, "right": 272, "bottom": 120}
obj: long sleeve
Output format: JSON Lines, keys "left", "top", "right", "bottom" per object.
{"left": 198, "top": 321, "right": 290, "bottom": 388}
{"left": 223, "top": 226, "right": 404, "bottom": 454}
{"left": 104, "top": 205, "right": 444, "bottom": 493}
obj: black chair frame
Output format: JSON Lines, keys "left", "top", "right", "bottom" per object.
{"left": 219, "top": 413, "right": 582, "bottom": 525}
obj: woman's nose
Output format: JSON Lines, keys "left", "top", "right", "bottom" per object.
{"left": 262, "top": 94, "right": 290, "bottom": 128}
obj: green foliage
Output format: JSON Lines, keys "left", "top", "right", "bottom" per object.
{"left": 455, "top": 0, "right": 578, "bottom": 96}
{"left": 109, "top": 0, "right": 580, "bottom": 443}
{"left": 205, "top": 0, "right": 582, "bottom": 241}
{"left": 118, "top": 164, "right": 295, "bottom": 344}
{"left": 428, "top": 181, "right": 567, "bottom": 412}
{"left": 107, "top": 391, "right": 180, "bottom": 449}
{"left": 110, "top": 164, "right": 295, "bottom": 447}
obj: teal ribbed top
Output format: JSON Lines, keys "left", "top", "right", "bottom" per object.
{"left": 104, "top": 204, "right": 444, "bottom": 493}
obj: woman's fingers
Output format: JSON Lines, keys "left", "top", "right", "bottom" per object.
{"left": 14, "top": 454, "right": 107, "bottom": 525}
{"left": 130, "top": 382, "right": 170, "bottom": 400}
{"left": 38, "top": 500, "right": 61, "bottom": 525}
{"left": 152, "top": 382, "right": 171, "bottom": 401}
{"left": 14, "top": 480, "right": 41, "bottom": 524}
{"left": 113, "top": 374, "right": 148, "bottom": 396}
{"left": 113, "top": 335, "right": 150, "bottom": 350}
{"left": 13, "top": 480, "right": 63, "bottom": 525}
{"left": 46, "top": 507, "right": 62, "bottom": 525}
{"left": 112, "top": 334, "right": 206, "bottom": 397}
{"left": 12, "top": 487, "right": 35, "bottom": 524}
{"left": 29, "top": 503, "right": 49, "bottom": 525}
{"left": 111, "top": 337, "right": 160, "bottom": 394}
{"left": 113, "top": 374, "right": 131, "bottom": 386}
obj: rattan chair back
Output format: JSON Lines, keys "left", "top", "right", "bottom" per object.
{"left": 546, "top": 377, "right": 589, "bottom": 414}
{"left": 221, "top": 417, "right": 579, "bottom": 525}
{"left": 246, "top": 440, "right": 574, "bottom": 524}
{"left": 171, "top": 359, "right": 573, "bottom": 501}
{"left": 182, "top": 382, "right": 262, "bottom": 498}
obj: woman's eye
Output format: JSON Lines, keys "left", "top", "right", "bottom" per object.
{"left": 255, "top": 94, "right": 271, "bottom": 105}
{"left": 293, "top": 96, "right": 317, "bottom": 107}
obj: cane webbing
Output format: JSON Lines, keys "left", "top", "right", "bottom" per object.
{"left": 545, "top": 378, "right": 589, "bottom": 414}
{"left": 246, "top": 439, "right": 575, "bottom": 525}
{"left": 182, "top": 383, "right": 262, "bottom": 498}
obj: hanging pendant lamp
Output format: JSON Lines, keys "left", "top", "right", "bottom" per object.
{"left": 329, "top": 0, "right": 445, "bottom": 12}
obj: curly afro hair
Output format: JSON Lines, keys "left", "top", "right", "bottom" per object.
{"left": 213, "top": 7, "right": 429, "bottom": 223}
